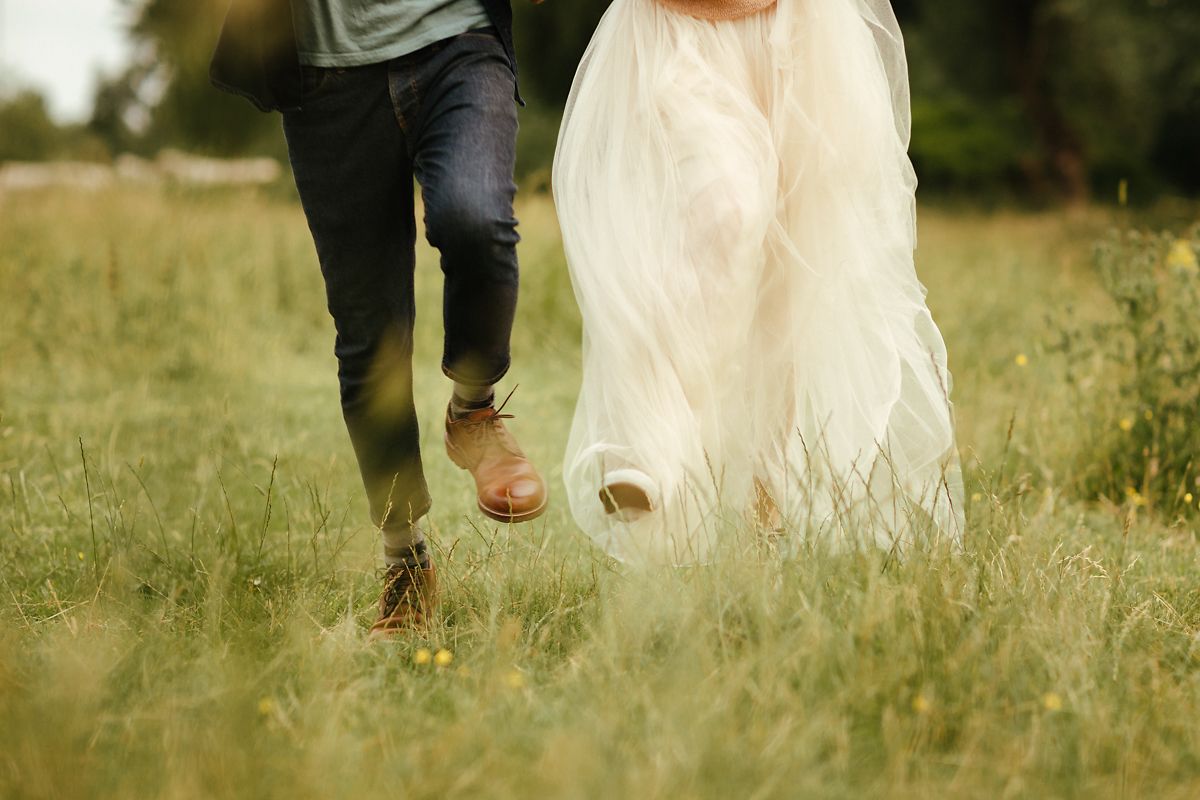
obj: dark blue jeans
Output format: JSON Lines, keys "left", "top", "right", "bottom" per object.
{"left": 283, "top": 29, "right": 520, "bottom": 529}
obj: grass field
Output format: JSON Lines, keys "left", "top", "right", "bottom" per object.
{"left": 1, "top": 186, "right": 1199, "bottom": 799}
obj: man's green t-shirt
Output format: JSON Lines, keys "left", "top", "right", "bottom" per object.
{"left": 293, "top": 0, "right": 492, "bottom": 67}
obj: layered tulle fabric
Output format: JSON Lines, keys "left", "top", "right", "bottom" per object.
{"left": 553, "top": 0, "right": 964, "bottom": 565}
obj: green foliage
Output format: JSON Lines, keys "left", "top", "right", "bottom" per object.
{"left": 909, "top": 95, "right": 1031, "bottom": 191}
{"left": 908, "top": 0, "right": 1200, "bottom": 200}
{"left": 88, "top": 67, "right": 153, "bottom": 157}
{"left": 1053, "top": 225, "right": 1200, "bottom": 510}
{"left": 514, "top": 105, "right": 561, "bottom": 189}
{"left": 121, "top": 0, "right": 287, "bottom": 158}
{"left": 511, "top": 0, "right": 611, "bottom": 106}
{"left": 508, "top": 0, "right": 613, "bottom": 179}
{"left": 0, "top": 90, "right": 109, "bottom": 163}
{"left": 0, "top": 91, "right": 63, "bottom": 161}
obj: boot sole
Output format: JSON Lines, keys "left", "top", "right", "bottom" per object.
{"left": 478, "top": 496, "right": 548, "bottom": 524}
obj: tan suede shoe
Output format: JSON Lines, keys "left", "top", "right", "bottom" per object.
{"left": 368, "top": 562, "right": 438, "bottom": 640}
{"left": 445, "top": 398, "right": 548, "bottom": 524}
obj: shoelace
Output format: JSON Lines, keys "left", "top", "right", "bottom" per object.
{"left": 378, "top": 565, "right": 422, "bottom": 615}
{"left": 449, "top": 385, "right": 520, "bottom": 444}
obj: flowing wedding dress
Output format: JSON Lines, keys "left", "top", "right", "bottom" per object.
{"left": 553, "top": 0, "right": 964, "bottom": 565}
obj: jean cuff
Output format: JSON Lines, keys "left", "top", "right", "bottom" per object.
{"left": 442, "top": 359, "right": 510, "bottom": 388}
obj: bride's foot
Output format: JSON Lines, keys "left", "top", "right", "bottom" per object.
{"left": 600, "top": 468, "right": 659, "bottom": 522}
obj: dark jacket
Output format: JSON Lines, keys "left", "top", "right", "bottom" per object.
{"left": 209, "top": 0, "right": 519, "bottom": 112}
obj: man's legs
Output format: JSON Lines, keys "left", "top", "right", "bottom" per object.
{"left": 282, "top": 65, "right": 432, "bottom": 565}
{"left": 393, "top": 30, "right": 546, "bottom": 523}
{"left": 406, "top": 31, "right": 520, "bottom": 400}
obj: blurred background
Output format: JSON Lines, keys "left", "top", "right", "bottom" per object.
{"left": 1, "top": 0, "right": 1198, "bottom": 204}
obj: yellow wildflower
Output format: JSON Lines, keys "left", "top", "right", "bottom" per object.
{"left": 911, "top": 694, "right": 931, "bottom": 715}
{"left": 1042, "top": 692, "right": 1063, "bottom": 712}
{"left": 413, "top": 648, "right": 432, "bottom": 666}
{"left": 971, "top": 492, "right": 983, "bottom": 503}
{"left": 434, "top": 649, "right": 454, "bottom": 667}
{"left": 1185, "top": 493, "right": 1194, "bottom": 505}
{"left": 505, "top": 669, "right": 526, "bottom": 689}
{"left": 1124, "top": 487, "right": 1147, "bottom": 507}
{"left": 77, "top": 551, "right": 85, "bottom": 561}
{"left": 1167, "top": 239, "right": 1198, "bottom": 272}
{"left": 1118, "top": 418, "right": 1134, "bottom": 432}
{"left": 257, "top": 698, "right": 276, "bottom": 716}
{"left": 1014, "top": 353, "right": 1029, "bottom": 367}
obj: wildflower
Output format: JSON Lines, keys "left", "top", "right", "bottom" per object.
{"left": 1118, "top": 418, "right": 1134, "bottom": 432}
{"left": 1041, "top": 692, "right": 1063, "bottom": 712}
{"left": 1014, "top": 353, "right": 1029, "bottom": 367}
{"left": 971, "top": 492, "right": 983, "bottom": 503}
{"left": 1185, "top": 493, "right": 1194, "bottom": 505}
{"left": 434, "top": 649, "right": 454, "bottom": 667}
{"left": 77, "top": 551, "right": 85, "bottom": 561}
{"left": 505, "top": 669, "right": 526, "bottom": 689}
{"left": 257, "top": 697, "right": 276, "bottom": 716}
{"left": 1124, "top": 486, "right": 1147, "bottom": 507}
{"left": 413, "top": 647, "right": 432, "bottom": 666}
{"left": 1166, "top": 239, "right": 1198, "bottom": 272}
{"left": 911, "top": 694, "right": 931, "bottom": 715}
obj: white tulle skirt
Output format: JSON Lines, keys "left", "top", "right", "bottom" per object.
{"left": 553, "top": 0, "right": 964, "bottom": 565}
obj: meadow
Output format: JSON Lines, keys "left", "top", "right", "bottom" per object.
{"left": 1, "top": 185, "right": 1198, "bottom": 799}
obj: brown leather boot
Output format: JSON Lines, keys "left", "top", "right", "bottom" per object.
{"left": 445, "top": 398, "right": 548, "bottom": 524}
{"left": 368, "top": 562, "right": 438, "bottom": 640}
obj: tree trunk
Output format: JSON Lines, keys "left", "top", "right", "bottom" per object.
{"left": 995, "top": 0, "right": 1090, "bottom": 205}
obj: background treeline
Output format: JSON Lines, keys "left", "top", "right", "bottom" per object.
{"left": 2, "top": 0, "right": 1197, "bottom": 202}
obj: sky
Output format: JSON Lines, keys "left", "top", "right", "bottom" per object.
{"left": 0, "top": 0, "right": 134, "bottom": 122}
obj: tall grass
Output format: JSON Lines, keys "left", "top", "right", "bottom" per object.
{"left": 1, "top": 187, "right": 1198, "bottom": 798}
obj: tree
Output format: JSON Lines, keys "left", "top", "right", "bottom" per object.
{"left": 89, "top": 65, "right": 153, "bottom": 157}
{"left": 0, "top": 91, "right": 64, "bottom": 161}
{"left": 116, "top": 0, "right": 286, "bottom": 158}
{"left": 907, "top": 0, "right": 1200, "bottom": 202}
{"left": 0, "top": 90, "right": 108, "bottom": 163}
{"left": 511, "top": 0, "right": 611, "bottom": 106}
